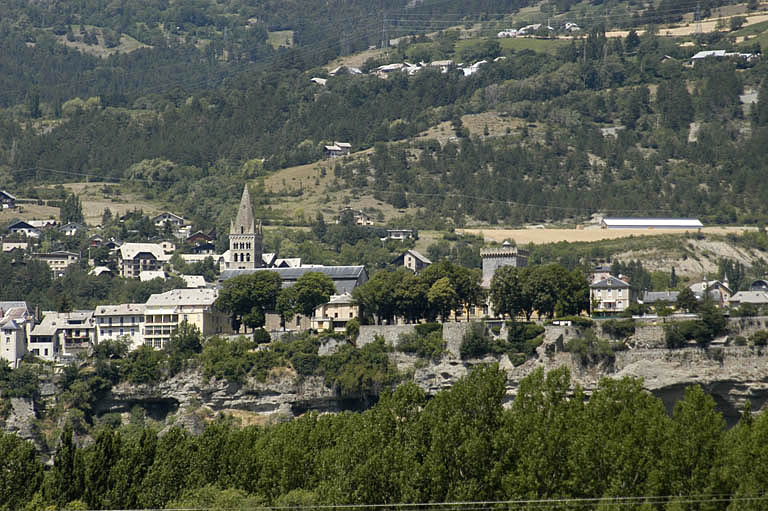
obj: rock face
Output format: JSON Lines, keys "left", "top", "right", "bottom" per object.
{"left": 8, "top": 317, "right": 768, "bottom": 440}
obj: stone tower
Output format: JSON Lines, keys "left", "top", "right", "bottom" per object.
{"left": 229, "top": 184, "right": 263, "bottom": 269}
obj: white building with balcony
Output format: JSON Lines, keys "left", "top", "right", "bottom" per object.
{"left": 144, "top": 288, "right": 233, "bottom": 349}
{"left": 94, "top": 304, "right": 146, "bottom": 350}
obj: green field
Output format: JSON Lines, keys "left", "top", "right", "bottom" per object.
{"left": 268, "top": 30, "right": 294, "bottom": 48}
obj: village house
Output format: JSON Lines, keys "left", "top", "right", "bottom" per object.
{"left": 6, "top": 220, "right": 42, "bottom": 238}
{"left": 324, "top": 142, "right": 352, "bottom": 158}
{"left": 118, "top": 243, "right": 171, "bottom": 278}
{"left": 689, "top": 279, "right": 732, "bottom": 307}
{"left": 383, "top": 229, "right": 414, "bottom": 241}
{"left": 94, "top": 304, "right": 146, "bottom": 350}
{"left": 2, "top": 241, "right": 28, "bottom": 253}
{"left": 590, "top": 265, "right": 614, "bottom": 284}
{"left": 0, "top": 302, "right": 33, "bottom": 368}
{"left": 312, "top": 293, "right": 358, "bottom": 332}
{"left": 59, "top": 222, "right": 87, "bottom": 237}
{"left": 590, "top": 276, "right": 636, "bottom": 315}
{"left": 29, "top": 311, "right": 96, "bottom": 361}
{"left": 0, "top": 190, "right": 16, "bottom": 209}
{"left": 152, "top": 212, "right": 187, "bottom": 228}
{"left": 337, "top": 207, "right": 374, "bottom": 226}
{"left": 144, "top": 288, "right": 233, "bottom": 349}
{"left": 728, "top": 291, "right": 768, "bottom": 308}
{"left": 393, "top": 249, "right": 431, "bottom": 274}
{"left": 32, "top": 251, "right": 79, "bottom": 277}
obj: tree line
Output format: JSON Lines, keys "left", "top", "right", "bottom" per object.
{"left": 1, "top": 365, "right": 766, "bottom": 510}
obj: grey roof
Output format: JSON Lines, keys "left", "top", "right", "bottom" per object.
{"left": 220, "top": 266, "right": 368, "bottom": 294}
{"left": 0, "top": 301, "right": 30, "bottom": 312}
{"left": 729, "top": 291, "right": 768, "bottom": 305}
{"left": 407, "top": 249, "right": 431, "bottom": 264}
{"left": 146, "top": 288, "right": 218, "bottom": 307}
{"left": 231, "top": 185, "right": 258, "bottom": 235}
{"left": 590, "top": 276, "right": 631, "bottom": 289}
{"left": 0, "top": 319, "right": 21, "bottom": 330}
{"left": 95, "top": 304, "right": 146, "bottom": 316}
{"left": 1, "top": 190, "right": 17, "bottom": 201}
{"left": 642, "top": 291, "right": 679, "bottom": 304}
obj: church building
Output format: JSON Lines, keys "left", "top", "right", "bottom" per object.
{"left": 228, "top": 185, "right": 264, "bottom": 270}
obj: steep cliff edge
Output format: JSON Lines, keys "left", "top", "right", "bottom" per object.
{"left": 6, "top": 317, "right": 768, "bottom": 443}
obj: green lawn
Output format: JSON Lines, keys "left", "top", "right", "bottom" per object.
{"left": 268, "top": 30, "right": 294, "bottom": 48}
{"left": 731, "top": 19, "right": 768, "bottom": 37}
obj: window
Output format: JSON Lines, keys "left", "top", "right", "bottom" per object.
{"left": 44, "top": 349, "right": 48, "bottom": 356}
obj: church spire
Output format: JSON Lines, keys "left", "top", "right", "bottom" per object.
{"left": 232, "top": 184, "right": 256, "bottom": 234}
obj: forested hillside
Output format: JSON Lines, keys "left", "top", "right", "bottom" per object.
{"left": 1, "top": 0, "right": 767, "bottom": 230}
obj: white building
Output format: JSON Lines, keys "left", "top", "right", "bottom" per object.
{"left": 590, "top": 276, "right": 636, "bottom": 315}
{"left": 32, "top": 251, "right": 79, "bottom": 277}
{"left": 0, "top": 302, "right": 33, "bottom": 368}
{"left": 600, "top": 217, "right": 703, "bottom": 229}
{"left": 94, "top": 304, "right": 146, "bottom": 350}
{"left": 118, "top": 243, "right": 171, "bottom": 278}
{"left": 29, "top": 311, "right": 97, "bottom": 361}
{"left": 312, "top": 293, "right": 359, "bottom": 332}
{"left": 144, "top": 288, "right": 233, "bottom": 349}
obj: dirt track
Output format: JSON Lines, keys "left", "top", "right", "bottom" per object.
{"left": 460, "top": 226, "right": 757, "bottom": 245}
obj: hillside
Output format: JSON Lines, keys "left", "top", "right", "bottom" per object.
{"left": 4, "top": 1, "right": 768, "bottom": 234}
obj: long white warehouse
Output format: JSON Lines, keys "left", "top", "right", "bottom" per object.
{"left": 600, "top": 217, "right": 703, "bottom": 229}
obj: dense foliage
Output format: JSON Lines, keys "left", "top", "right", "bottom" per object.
{"left": 2, "top": 365, "right": 767, "bottom": 510}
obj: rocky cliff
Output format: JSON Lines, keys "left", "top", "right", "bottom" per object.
{"left": 6, "top": 317, "right": 768, "bottom": 446}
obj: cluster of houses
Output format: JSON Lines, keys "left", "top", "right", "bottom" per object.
{"left": 316, "top": 55, "right": 507, "bottom": 86}
{"left": 0, "top": 186, "right": 449, "bottom": 368}
{"left": 497, "top": 22, "right": 581, "bottom": 38}
{"left": 6, "top": 186, "right": 753, "bottom": 368}
{"left": 590, "top": 267, "right": 768, "bottom": 316}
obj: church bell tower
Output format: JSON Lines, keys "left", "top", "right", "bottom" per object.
{"left": 229, "top": 184, "right": 263, "bottom": 269}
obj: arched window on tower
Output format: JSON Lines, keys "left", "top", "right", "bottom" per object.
{"left": 241, "top": 226, "right": 244, "bottom": 234}
{"left": 246, "top": 253, "right": 250, "bottom": 262}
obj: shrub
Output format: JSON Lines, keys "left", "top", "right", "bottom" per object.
{"left": 414, "top": 322, "right": 442, "bottom": 337}
{"left": 122, "top": 346, "right": 165, "bottom": 385}
{"left": 731, "top": 335, "right": 747, "bottom": 346}
{"left": 601, "top": 319, "right": 636, "bottom": 339}
{"left": 252, "top": 328, "right": 272, "bottom": 344}
{"left": 665, "top": 320, "right": 716, "bottom": 348}
{"left": 460, "top": 322, "right": 494, "bottom": 359}
{"left": 507, "top": 322, "right": 545, "bottom": 358}
{"left": 751, "top": 330, "right": 768, "bottom": 347}
{"left": 320, "top": 338, "right": 399, "bottom": 396}
{"left": 564, "top": 328, "right": 617, "bottom": 366}
{"left": 291, "top": 352, "right": 321, "bottom": 375}
{"left": 398, "top": 330, "right": 446, "bottom": 359}
{"left": 345, "top": 318, "right": 360, "bottom": 340}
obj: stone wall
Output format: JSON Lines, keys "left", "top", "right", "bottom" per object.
{"left": 357, "top": 324, "right": 417, "bottom": 348}
{"left": 357, "top": 323, "right": 473, "bottom": 358}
